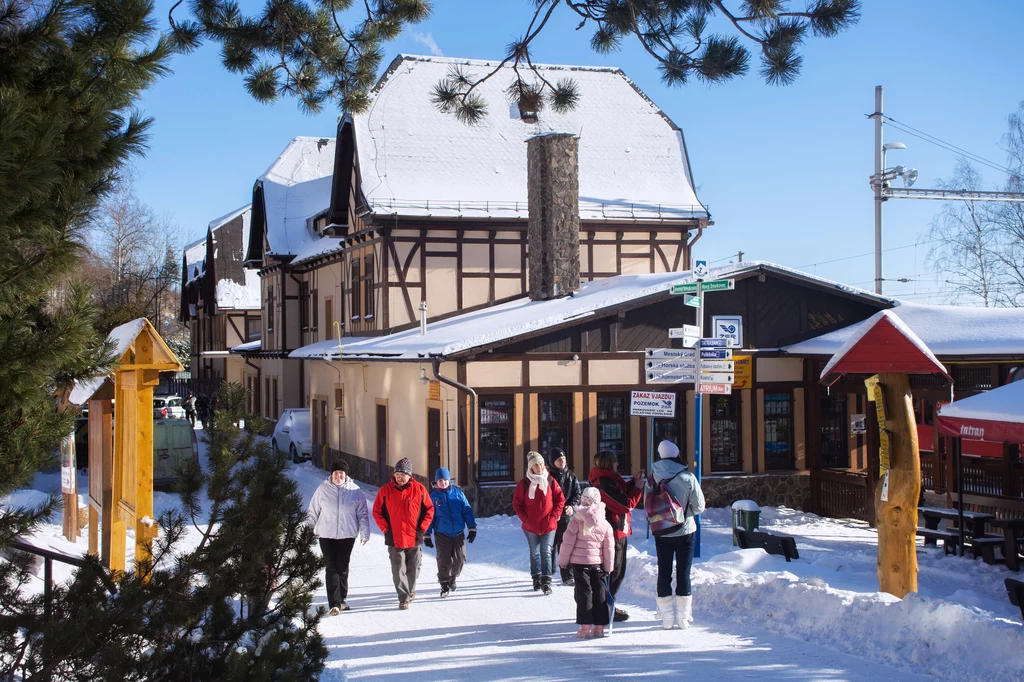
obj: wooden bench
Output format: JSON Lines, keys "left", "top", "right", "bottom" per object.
{"left": 916, "top": 528, "right": 961, "bottom": 555}
{"left": 953, "top": 494, "right": 1024, "bottom": 571}
{"left": 970, "top": 536, "right": 1005, "bottom": 564}
{"left": 735, "top": 530, "right": 799, "bottom": 562}
{"left": 1005, "top": 578, "right": 1024, "bottom": 620}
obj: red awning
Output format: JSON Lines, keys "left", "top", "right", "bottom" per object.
{"left": 936, "top": 380, "right": 1024, "bottom": 445}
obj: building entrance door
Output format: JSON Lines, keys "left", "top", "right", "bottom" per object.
{"left": 428, "top": 408, "right": 442, "bottom": 477}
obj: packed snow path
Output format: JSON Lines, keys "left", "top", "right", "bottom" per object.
{"left": 313, "top": 487, "right": 929, "bottom": 682}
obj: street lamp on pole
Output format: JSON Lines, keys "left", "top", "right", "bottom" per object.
{"left": 869, "top": 86, "right": 917, "bottom": 295}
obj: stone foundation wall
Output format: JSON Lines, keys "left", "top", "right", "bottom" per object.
{"left": 463, "top": 474, "right": 811, "bottom": 518}
{"left": 701, "top": 473, "right": 811, "bottom": 512}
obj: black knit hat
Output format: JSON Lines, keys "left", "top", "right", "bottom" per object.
{"left": 331, "top": 459, "right": 349, "bottom": 474}
{"left": 549, "top": 447, "right": 566, "bottom": 461}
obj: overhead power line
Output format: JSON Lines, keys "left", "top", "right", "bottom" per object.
{"left": 883, "top": 116, "right": 1016, "bottom": 178}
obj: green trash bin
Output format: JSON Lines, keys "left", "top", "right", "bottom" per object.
{"left": 731, "top": 500, "right": 761, "bottom": 546}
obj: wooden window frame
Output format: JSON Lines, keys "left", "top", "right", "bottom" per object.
{"left": 479, "top": 395, "right": 514, "bottom": 482}
{"left": 334, "top": 384, "right": 344, "bottom": 416}
{"left": 312, "top": 287, "right": 319, "bottom": 334}
{"left": 710, "top": 393, "right": 742, "bottom": 472}
{"left": 764, "top": 390, "right": 794, "bottom": 471}
{"left": 299, "top": 281, "right": 310, "bottom": 332}
{"left": 349, "top": 259, "right": 361, "bottom": 320}
{"left": 324, "top": 297, "right": 334, "bottom": 341}
{"left": 266, "top": 285, "right": 275, "bottom": 333}
{"left": 362, "top": 254, "right": 375, "bottom": 320}
{"left": 596, "top": 393, "right": 630, "bottom": 474}
{"left": 538, "top": 394, "right": 573, "bottom": 469}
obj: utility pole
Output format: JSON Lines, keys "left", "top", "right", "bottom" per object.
{"left": 871, "top": 85, "right": 884, "bottom": 295}
{"left": 737, "top": 251, "right": 744, "bottom": 263}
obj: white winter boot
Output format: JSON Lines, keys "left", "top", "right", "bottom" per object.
{"left": 655, "top": 596, "right": 675, "bottom": 630}
{"left": 674, "top": 595, "right": 692, "bottom": 629}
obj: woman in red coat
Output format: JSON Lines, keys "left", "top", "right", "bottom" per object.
{"left": 588, "top": 450, "right": 644, "bottom": 621}
{"left": 512, "top": 451, "right": 565, "bottom": 595}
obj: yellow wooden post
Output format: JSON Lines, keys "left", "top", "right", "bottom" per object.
{"left": 110, "top": 371, "right": 134, "bottom": 573}
{"left": 871, "top": 372, "right": 921, "bottom": 598}
{"left": 135, "top": 332, "right": 157, "bottom": 572}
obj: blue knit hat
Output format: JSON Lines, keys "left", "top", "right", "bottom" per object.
{"left": 435, "top": 467, "right": 451, "bottom": 482}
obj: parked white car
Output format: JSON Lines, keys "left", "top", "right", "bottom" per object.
{"left": 153, "top": 395, "right": 186, "bottom": 420}
{"left": 272, "top": 408, "right": 312, "bottom": 463}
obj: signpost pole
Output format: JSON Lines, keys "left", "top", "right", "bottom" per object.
{"left": 694, "top": 279, "right": 704, "bottom": 558}
{"left": 646, "top": 416, "right": 654, "bottom": 539}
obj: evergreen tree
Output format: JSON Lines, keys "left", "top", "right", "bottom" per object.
{"left": 0, "top": 0, "right": 170, "bottom": 530}
{"left": 5, "top": 384, "right": 327, "bottom": 679}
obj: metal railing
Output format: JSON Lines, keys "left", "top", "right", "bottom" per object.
{"left": 11, "top": 540, "right": 117, "bottom": 619}
{"left": 363, "top": 198, "right": 708, "bottom": 219}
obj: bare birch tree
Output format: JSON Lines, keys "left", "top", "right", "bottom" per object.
{"left": 925, "top": 159, "right": 1003, "bottom": 306}
{"left": 989, "top": 102, "right": 1024, "bottom": 306}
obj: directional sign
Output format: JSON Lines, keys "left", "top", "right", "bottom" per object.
{"left": 700, "top": 348, "right": 732, "bottom": 360}
{"left": 699, "top": 372, "right": 735, "bottom": 384}
{"left": 646, "top": 348, "right": 698, "bottom": 359}
{"left": 671, "top": 279, "right": 735, "bottom": 295}
{"left": 681, "top": 335, "right": 699, "bottom": 348}
{"left": 684, "top": 295, "right": 701, "bottom": 308}
{"left": 669, "top": 324, "right": 700, "bottom": 339}
{"left": 700, "top": 338, "right": 730, "bottom": 348}
{"left": 646, "top": 359, "right": 697, "bottom": 371}
{"left": 647, "top": 372, "right": 696, "bottom": 384}
{"left": 701, "top": 361, "right": 734, "bottom": 372}
{"left": 699, "top": 383, "right": 732, "bottom": 395}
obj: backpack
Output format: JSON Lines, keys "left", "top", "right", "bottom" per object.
{"left": 644, "top": 471, "right": 687, "bottom": 537}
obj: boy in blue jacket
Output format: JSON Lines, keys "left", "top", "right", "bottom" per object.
{"left": 424, "top": 467, "right": 477, "bottom": 598}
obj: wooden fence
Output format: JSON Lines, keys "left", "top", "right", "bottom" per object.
{"left": 810, "top": 469, "right": 874, "bottom": 525}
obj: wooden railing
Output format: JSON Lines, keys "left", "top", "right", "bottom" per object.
{"left": 810, "top": 470, "right": 874, "bottom": 525}
{"left": 921, "top": 458, "right": 935, "bottom": 492}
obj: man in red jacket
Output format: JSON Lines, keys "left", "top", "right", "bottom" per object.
{"left": 373, "top": 457, "right": 435, "bottom": 609}
{"left": 589, "top": 450, "right": 644, "bottom": 622}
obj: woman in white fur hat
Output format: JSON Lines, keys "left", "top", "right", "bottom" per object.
{"left": 649, "top": 440, "right": 705, "bottom": 630}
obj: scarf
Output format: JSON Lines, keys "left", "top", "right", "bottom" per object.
{"left": 526, "top": 469, "right": 549, "bottom": 499}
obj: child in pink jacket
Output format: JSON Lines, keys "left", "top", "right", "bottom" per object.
{"left": 558, "top": 487, "right": 615, "bottom": 638}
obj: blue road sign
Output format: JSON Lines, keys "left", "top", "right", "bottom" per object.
{"left": 700, "top": 338, "right": 729, "bottom": 348}
{"left": 700, "top": 349, "right": 731, "bottom": 359}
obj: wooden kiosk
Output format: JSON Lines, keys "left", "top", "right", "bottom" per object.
{"left": 68, "top": 319, "right": 183, "bottom": 572}
{"left": 820, "top": 310, "right": 948, "bottom": 598}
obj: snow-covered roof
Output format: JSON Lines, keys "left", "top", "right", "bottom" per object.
{"left": 352, "top": 55, "right": 707, "bottom": 221}
{"left": 939, "top": 379, "right": 1024, "bottom": 425}
{"left": 69, "top": 319, "right": 146, "bottom": 404}
{"left": 260, "top": 137, "right": 335, "bottom": 257}
{"left": 819, "top": 309, "right": 947, "bottom": 379}
{"left": 184, "top": 237, "right": 207, "bottom": 285}
{"left": 232, "top": 340, "right": 262, "bottom": 353}
{"left": 289, "top": 261, "right": 892, "bottom": 362}
{"left": 784, "top": 302, "right": 1024, "bottom": 357}
{"left": 216, "top": 269, "right": 261, "bottom": 310}
{"left": 705, "top": 260, "right": 893, "bottom": 305}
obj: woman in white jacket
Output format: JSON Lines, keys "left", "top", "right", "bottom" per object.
{"left": 649, "top": 440, "right": 706, "bottom": 630}
{"left": 307, "top": 459, "right": 370, "bottom": 615}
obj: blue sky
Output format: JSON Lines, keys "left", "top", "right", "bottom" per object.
{"left": 137, "top": 1, "right": 1023, "bottom": 304}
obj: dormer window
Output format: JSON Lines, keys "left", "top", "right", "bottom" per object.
{"left": 312, "top": 211, "right": 329, "bottom": 234}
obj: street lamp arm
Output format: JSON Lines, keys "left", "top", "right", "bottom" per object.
{"left": 881, "top": 187, "right": 1024, "bottom": 203}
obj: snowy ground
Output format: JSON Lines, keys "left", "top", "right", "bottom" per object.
{"left": 6, "top": 431, "right": 1024, "bottom": 681}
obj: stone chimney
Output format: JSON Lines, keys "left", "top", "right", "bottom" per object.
{"left": 527, "top": 133, "right": 581, "bottom": 301}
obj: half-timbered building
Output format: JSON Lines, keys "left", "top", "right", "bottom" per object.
{"left": 179, "top": 205, "right": 261, "bottom": 395}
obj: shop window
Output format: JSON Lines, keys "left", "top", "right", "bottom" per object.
{"left": 597, "top": 394, "right": 629, "bottom": 473}
{"left": 764, "top": 392, "right": 793, "bottom": 470}
{"left": 480, "top": 398, "right": 513, "bottom": 481}
{"left": 710, "top": 394, "right": 741, "bottom": 471}
{"left": 653, "top": 392, "right": 685, "bottom": 462}
{"left": 821, "top": 394, "right": 847, "bottom": 469}
{"left": 539, "top": 395, "right": 571, "bottom": 467}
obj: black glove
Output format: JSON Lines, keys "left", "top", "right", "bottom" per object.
{"left": 423, "top": 534, "right": 433, "bottom": 548}
{"left": 467, "top": 528, "right": 477, "bottom": 544}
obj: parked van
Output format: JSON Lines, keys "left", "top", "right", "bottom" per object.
{"left": 74, "top": 417, "right": 198, "bottom": 487}
{"left": 153, "top": 418, "right": 198, "bottom": 486}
